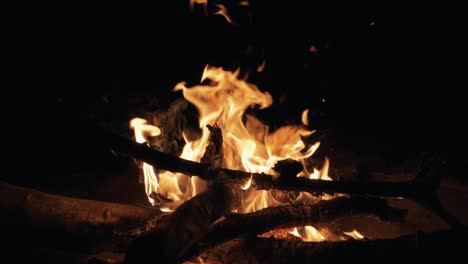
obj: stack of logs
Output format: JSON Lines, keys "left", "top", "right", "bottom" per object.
{"left": 2, "top": 127, "right": 466, "bottom": 264}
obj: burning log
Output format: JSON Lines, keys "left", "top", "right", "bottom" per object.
{"left": 0, "top": 181, "right": 162, "bottom": 241}
{"left": 201, "top": 124, "right": 224, "bottom": 168}
{"left": 125, "top": 183, "right": 236, "bottom": 264}
{"left": 196, "top": 229, "right": 468, "bottom": 263}
{"left": 178, "top": 196, "right": 407, "bottom": 261}
{"left": 103, "top": 129, "right": 438, "bottom": 198}
{"left": 103, "top": 130, "right": 460, "bottom": 227}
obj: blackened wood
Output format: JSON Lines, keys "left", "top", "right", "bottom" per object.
{"left": 0, "top": 181, "right": 161, "bottom": 240}
{"left": 178, "top": 196, "right": 406, "bottom": 261}
{"left": 197, "top": 229, "right": 467, "bottom": 263}
{"left": 201, "top": 124, "right": 224, "bottom": 167}
{"left": 106, "top": 130, "right": 462, "bottom": 228}
{"left": 124, "top": 183, "right": 235, "bottom": 264}
{"left": 104, "top": 130, "right": 443, "bottom": 205}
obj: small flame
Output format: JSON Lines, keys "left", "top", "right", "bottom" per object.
{"left": 189, "top": 0, "right": 208, "bottom": 15}
{"left": 301, "top": 109, "right": 309, "bottom": 126}
{"left": 289, "top": 226, "right": 325, "bottom": 242}
{"left": 307, "top": 157, "right": 332, "bottom": 181}
{"left": 197, "top": 257, "right": 205, "bottom": 264}
{"left": 215, "top": 4, "right": 233, "bottom": 24}
{"left": 343, "top": 229, "right": 364, "bottom": 240}
{"left": 240, "top": 174, "right": 253, "bottom": 190}
{"left": 130, "top": 118, "right": 161, "bottom": 205}
{"left": 257, "top": 60, "right": 266, "bottom": 72}
{"left": 160, "top": 207, "right": 173, "bottom": 213}
{"left": 130, "top": 118, "right": 161, "bottom": 141}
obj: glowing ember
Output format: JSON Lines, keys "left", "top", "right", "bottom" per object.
{"left": 130, "top": 65, "right": 334, "bottom": 240}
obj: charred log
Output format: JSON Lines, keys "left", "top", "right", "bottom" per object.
{"left": 178, "top": 196, "right": 406, "bottom": 261}
{"left": 196, "top": 229, "right": 467, "bottom": 263}
{"left": 103, "top": 131, "right": 457, "bottom": 227}
{"left": 125, "top": 183, "right": 235, "bottom": 264}
{"left": 0, "top": 181, "right": 162, "bottom": 242}
{"left": 104, "top": 130, "right": 439, "bottom": 199}
{"left": 201, "top": 124, "right": 224, "bottom": 168}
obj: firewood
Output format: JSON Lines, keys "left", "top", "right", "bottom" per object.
{"left": 103, "top": 129, "right": 439, "bottom": 200}
{"left": 196, "top": 229, "right": 467, "bottom": 263}
{"left": 178, "top": 196, "right": 406, "bottom": 261}
{"left": 201, "top": 124, "right": 224, "bottom": 168}
{"left": 124, "top": 183, "right": 235, "bottom": 264}
{"left": 103, "top": 130, "right": 459, "bottom": 227}
{"left": 0, "top": 181, "right": 162, "bottom": 241}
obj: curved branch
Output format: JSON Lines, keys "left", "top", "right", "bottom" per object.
{"left": 178, "top": 196, "right": 406, "bottom": 261}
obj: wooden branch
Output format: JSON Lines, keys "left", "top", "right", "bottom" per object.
{"left": 124, "top": 183, "right": 235, "bottom": 264}
{"left": 201, "top": 124, "right": 224, "bottom": 167}
{"left": 103, "top": 130, "right": 439, "bottom": 199}
{"left": 0, "top": 181, "right": 162, "bottom": 241}
{"left": 197, "top": 229, "right": 468, "bottom": 263}
{"left": 178, "top": 196, "right": 406, "bottom": 261}
{"left": 104, "top": 129, "right": 462, "bottom": 228}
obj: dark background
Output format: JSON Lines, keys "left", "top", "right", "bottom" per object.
{"left": 4, "top": 2, "right": 465, "bottom": 186}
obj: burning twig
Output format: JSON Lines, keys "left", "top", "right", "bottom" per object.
{"left": 0, "top": 181, "right": 162, "bottom": 242}
{"left": 125, "top": 183, "right": 235, "bottom": 264}
{"left": 178, "top": 196, "right": 406, "bottom": 262}
{"left": 196, "top": 229, "right": 468, "bottom": 263}
{"left": 201, "top": 124, "right": 224, "bottom": 168}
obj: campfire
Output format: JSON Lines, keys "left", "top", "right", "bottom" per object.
{"left": 3, "top": 64, "right": 465, "bottom": 263}
{"left": 3, "top": 2, "right": 467, "bottom": 263}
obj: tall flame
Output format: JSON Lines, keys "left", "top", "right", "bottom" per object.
{"left": 130, "top": 65, "right": 333, "bottom": 221}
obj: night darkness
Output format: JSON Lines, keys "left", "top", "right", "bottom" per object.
{"left": 4, "top": 2, "right": 465, "bottom": 186}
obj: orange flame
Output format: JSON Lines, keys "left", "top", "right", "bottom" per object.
{"left": 215, "top": 4, "right": 233, "bottom": 24}
{"left": 130, "top": 66, "right": 333, "bottom": 234}
{"left": 189, "top": 0, "right": 208, "bottom": 15}
{"left": 289, "top": 226, "right": 325, "bottom": 242}
{"left": 343, "top": 229, "right": 364, "bottom": 240}
{"left": 257, "top": 59, "right": 266, "bottom": 72}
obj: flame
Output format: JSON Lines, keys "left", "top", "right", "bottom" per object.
{"left": 289, "top": 226, "right": 325, "bottom": 242}
{"left": 189, "top": 0, "right": 208, "bottom": 15}
{"left": 215, "top": 4, "right": 233, "bottom": 24}
{"left": 308, "top": 157, "right": 332, "bottom": 181}
{"left": 240, "top": 174, "right": 253, "bottom": 190}
{"left": 343, "top": 229, "right": 364, "bottom": 240}
{"left": 131, "top": 65, "right": 333, "bottom": 221}
{"left": 130, "top": 118, "right": 161, "bottom": 205}
{"left": 301, "top": 109, "right": 309, "bottom": 126}
{"left": 257, "top": 59, "right": 266, "bottom": 72}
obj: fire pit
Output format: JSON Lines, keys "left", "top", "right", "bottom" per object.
{"left": 4, "top": 1, "right": 466, "bottom": 263}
